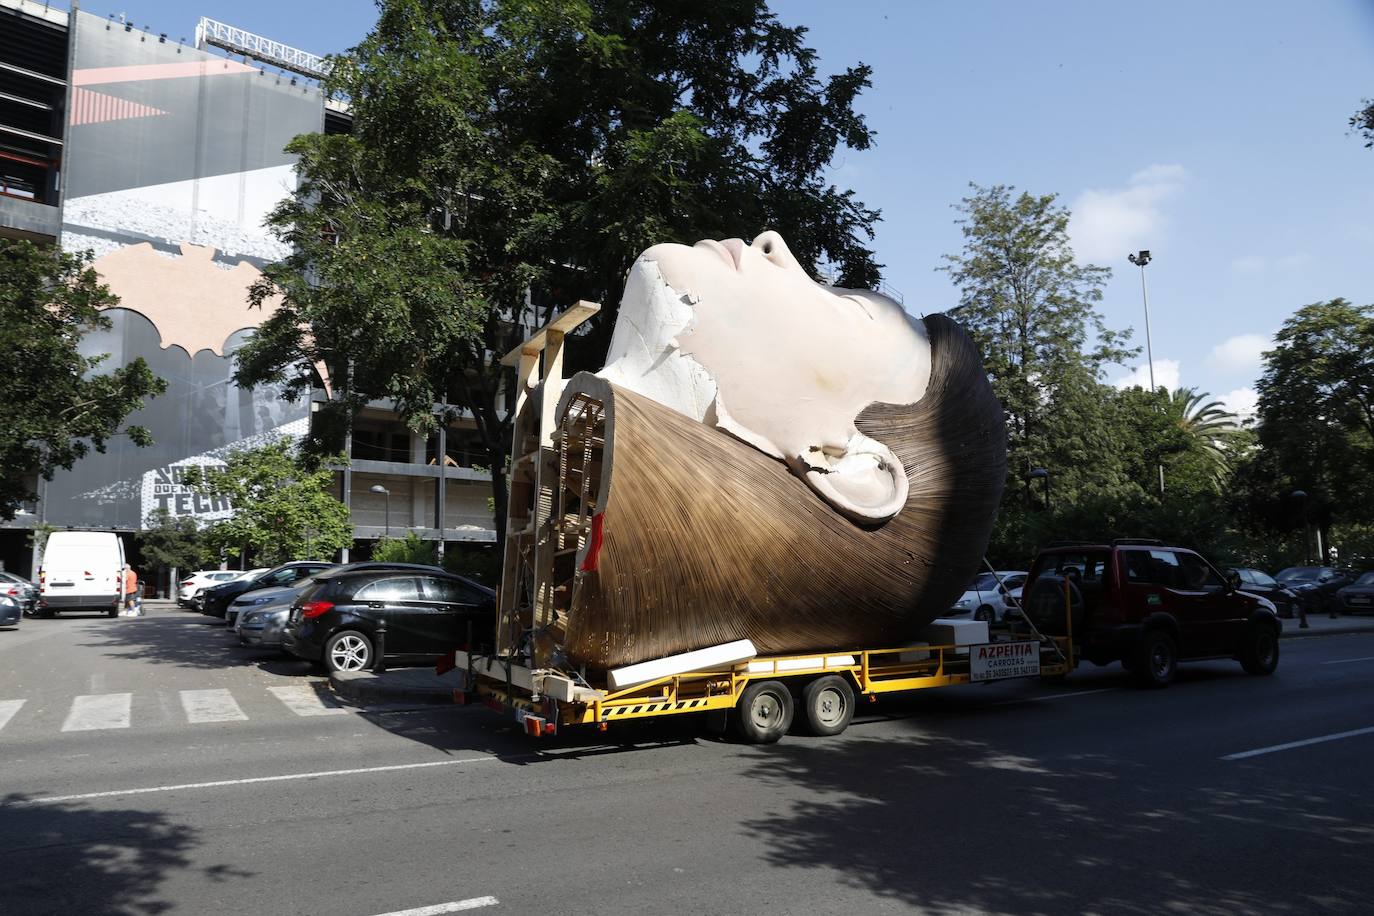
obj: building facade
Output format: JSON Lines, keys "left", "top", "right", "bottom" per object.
{"left": 0, "top": 1, "right": 496, "bottom": 575}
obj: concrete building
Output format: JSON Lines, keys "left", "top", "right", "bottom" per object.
{"left": 0, "top": 1, "right": 498, "bottom": 575}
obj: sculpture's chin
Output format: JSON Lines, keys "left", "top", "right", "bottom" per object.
{"left": 790, "top": 434, "right": 909, "bottom": 524}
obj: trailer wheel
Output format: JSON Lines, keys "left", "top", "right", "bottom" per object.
{"left": 732, "top": 680, "right": 794, "bottom": 744}
{"left": 801, "top": 675, "right": 855, "bottom": 737}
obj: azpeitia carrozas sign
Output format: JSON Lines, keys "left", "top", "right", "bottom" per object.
{"left": 969, "top": 641, "right": 1041, "bottom": 682}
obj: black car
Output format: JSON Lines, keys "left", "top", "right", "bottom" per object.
{"left": 1229, "top": 567, "right": 1302, "bottom": 619}
{"left": 201, "top": 561, "right": 335, "bottom": 618}
{"left": 0, "top": 572, "right": 39, "bottom": 617}
{"left": 1336, "top": 571, "right": 1374, "bottom": 614}
{"left": 283, "top": 569, "right": 495, "bottom": 674}
{"left": 1276, "top": 566, "right": 1354, "bottom": 614}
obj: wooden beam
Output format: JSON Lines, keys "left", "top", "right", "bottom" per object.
{"left": 500, "top": 300, "right": 600, "bottom": 367}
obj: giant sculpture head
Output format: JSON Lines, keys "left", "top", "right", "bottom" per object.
{"left": 598, "top": 231, "right": 931, "bottom": 523}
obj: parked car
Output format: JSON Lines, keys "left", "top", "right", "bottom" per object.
{"left": 201, "top": 562, "right": 333, "bottom": 619}
{"left": 1227, "top": 567, "right": 1303, "bottom": 619}
{"left": 1020, "top": 540, "right": 1280, "bottom": 687}
{"left": 284, "top": 568, "right": 496, "bottom": 673}
{"left": 948, "top": 570, "right": 1027, "bottom": 622}
{"left": 37, "top": 530, "right": 125, "bottom": 617}
{"left": 0, "top": 594, "right": 21, "bottom": 628}
{"left": 1336, "top": 572, "right": 1374, "bottom": 614}
{"left": 230, "top": 562, "right": 442, "bottom": 635}
{"left": 0, "top": 572, "right": 39, "bottom": 617}
{"left": 1275, "top": 566, "right": 1353, "bottom": 614}
{"left": 177, "top": 570, "right": 244, "bottom": 608}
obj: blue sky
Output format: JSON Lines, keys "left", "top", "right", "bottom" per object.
{"left": 60, "top": 0, "right": 1374, "bottom": 415}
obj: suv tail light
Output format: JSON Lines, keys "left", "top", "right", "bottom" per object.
{"left": 301, "top": 600, "right": 334, "bottom": 620}
{"left": 180, "top": 579, "right": 194, "bottom": 587}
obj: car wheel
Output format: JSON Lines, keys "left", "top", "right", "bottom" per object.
{"left": 324, "top": 630, "right": 374, "bottom": 674}
{"left": 974, "top": 605, "right": 995, "bottom": 623}
{"left": 107, "top": 607, "right": 118, "bottom": 618}
{"left": 1240, "top": 625, "right": 1280, "bottom": 676}
{"left": 1134, "top": 630, "right": 1177, "bottom": 688}
{"left": 800, "top": 675, "right": 855, "bottom": 737}
{"left": 731, "top": 680, "right": 794, "bottom": 744}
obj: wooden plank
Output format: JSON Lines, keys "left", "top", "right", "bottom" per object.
{"left": 500, "top": 300, "right": 601, "bottom": 367}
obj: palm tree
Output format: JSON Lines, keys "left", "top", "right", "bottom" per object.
{"left": 1164, "top": 388, "right": 1243, "bottom": 491}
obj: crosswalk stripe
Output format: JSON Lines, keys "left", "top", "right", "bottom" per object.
{"left": 267, "top": 685, "right": 349, "bottom": 717}
{"left": 0, "top": 699, "right": 25, "bottom": 732}
{"left": 62, "top": 693, "right": 133, "bottom": 731}
{"left": 180, "top": 688, "right": 248, "bottom": 724}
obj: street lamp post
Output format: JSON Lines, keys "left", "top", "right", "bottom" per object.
{"left": 1029, "top": 467, "right": 1051, "bottom": 510}
{"left": 1128, "top": 250, "right": 1165, "bottom": 497}
{"left": 1291, "top": 490, "right": 1311, "bottom": 628}
{"left": 369, "top": 484, "right": 391, "bottom": 540}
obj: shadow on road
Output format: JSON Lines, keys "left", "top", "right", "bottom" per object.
{"left": 0, "top": 793, "right": 252, "bottom": 915}
{"left": 731, "top": 692, "right": 1374, "bottom": 914}
{"left": 77, "top": 612, "right": 318, "bottom": 675}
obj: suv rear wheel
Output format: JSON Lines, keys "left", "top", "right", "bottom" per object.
{"left": 1240, "top": 624, "right": 1280, "bottom": 676}
{"left": 1134, "top": 629, "right": 1177, "bottom": 688}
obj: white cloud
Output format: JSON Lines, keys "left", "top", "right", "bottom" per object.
{"left": 1112, "top": 357, "right": 1181, "bottom": 391}
{"left": 1070, "top": 165, "right": 1188, "bottom": 264}
{"left": 1206, "top": 333, "right": 1271, "bottom": 375}
{"left": 1218, "top": 387, "right": 1258, "bottom": 423}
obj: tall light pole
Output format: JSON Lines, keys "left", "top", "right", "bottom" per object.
{"left": 1129, "top": 250, "right": 1165, "bottom": 496}
{"left": 370, "top": 484, "right": 391, "bottom": 540}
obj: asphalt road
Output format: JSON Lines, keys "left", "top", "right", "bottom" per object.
{"left": 2, "top": 608, "right": 1372, "bottom": 915}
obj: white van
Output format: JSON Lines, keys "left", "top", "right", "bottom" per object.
{"left": 38, "top": 531, "right": 126, "bottom": 617}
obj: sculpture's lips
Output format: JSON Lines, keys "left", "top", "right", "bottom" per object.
{"left": 694, "top": 238, "right": 742, "bottom": 271}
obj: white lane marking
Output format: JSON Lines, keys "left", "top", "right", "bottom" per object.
{"left": 368, "top": 897, "right": 500, "bottom": 915}
{"left": 16, "top": 756, "right": 501, "bottom": 805}
{"left": 992, "top": 687, "right": 1119, "bottom": 707}
{"left": 1321, "top": 655, "right": 1374, "bottom": 665}
{"left": 1223, "top": 725, "right": 1374, "bottom": 761}
{"left": 61, "top": 693, "right": 132, "bottom": 731}
{"left": 268, "top": 684, "right": 349, "bottom": 717}
{"left": 180, "top": 688, "right": 248, "bottom": 723}
{"left": 0, "top": 699, "right": 25, "bottom": 732}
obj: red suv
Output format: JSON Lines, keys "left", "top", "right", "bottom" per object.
{"left": 1020, "top": 540, "right": 1281, "bottom": 686}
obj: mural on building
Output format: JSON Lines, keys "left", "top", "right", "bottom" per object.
{"left": 41, "top": 11, "right": 323, "bottom": 530}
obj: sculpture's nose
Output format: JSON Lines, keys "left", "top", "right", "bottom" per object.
{"left": 751, "top": 230, "right": 799, "bottom": 269}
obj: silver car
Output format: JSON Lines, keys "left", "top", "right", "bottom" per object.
{"left": 238, "top": 603, "right": 294, "bottom": 649}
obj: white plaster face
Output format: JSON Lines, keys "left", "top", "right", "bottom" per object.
{"left": 597, "top": 230, "right": 932, "bottom": 523}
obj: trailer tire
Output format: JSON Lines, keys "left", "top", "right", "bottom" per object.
{"left": 801, "top": 675, "right": 855, "bottom": 737}
{"left": 732, "top": 680, "right": 794, "bottom": 744}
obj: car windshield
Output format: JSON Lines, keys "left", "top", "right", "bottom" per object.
{"left": 1277, "top": 568, "right": 1322, "bottom": 582}
{"left": 1356, "top": 572, "right": 1374, "bottom": 587}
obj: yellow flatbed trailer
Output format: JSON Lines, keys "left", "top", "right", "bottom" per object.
{"left": 455, "top": 631, "right": 1075, "bottom": 744}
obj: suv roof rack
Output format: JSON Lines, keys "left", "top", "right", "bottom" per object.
{"left": 1113, "top": 538, "right": 1165, "bottom": 546}
{"left": 1044, "top": 540, "right": 1100, "bottom": 548}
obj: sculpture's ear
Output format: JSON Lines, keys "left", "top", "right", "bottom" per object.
{"left": 789, "top": 432, "right": 908, "bottom": 524}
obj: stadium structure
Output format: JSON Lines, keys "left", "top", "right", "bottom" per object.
{"left": 0, "top": 0, "right": 499, "bottom": 578}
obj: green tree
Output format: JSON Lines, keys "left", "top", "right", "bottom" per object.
{"left": 371, "top": 531, "right": 437, "bottom": 565}
{"left": 233, "top": 0, "right": 882, "bottom": 549}
{"left": 1351, "top": 98, "right": 1374, "bottom": 148}
{"left": 941, "top": 184, "right": 1139, "bottom": 508}
{"left": 1253, "top": 299, "right": 1374, "bottom": 535}
{"left": 139, "top": 508, "right": 210, "bottom": 573}
{"left": 0, "top": 240, "right": 166, "bottom": 519}
{"left": 187, "top": 441, "right": 352, "bottom": 566}
{"left": 1160, "top": 387, "right": 1243, "bottom": 493}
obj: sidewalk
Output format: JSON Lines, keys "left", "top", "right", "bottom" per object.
{"left": 1281, "top": 613, "right": 1374, "bottom": 639}
{"left": 329, "top": 666, "right": 466, "bottom": 706}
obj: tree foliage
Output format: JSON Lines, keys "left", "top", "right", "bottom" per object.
{"left": 372, "top": 531, "right": 437, "bottom": 565}
{"left": 185, "top": 441, "right": 352, "bottom": 566}
{"left": 1252, "top": 298, "right": 1374, "bottom": 531}
{"left": 139, "top": 508, "right": 210, "bottom": 572}
{"left": 941, "top": 183, "right": 1138, "bottom": 507}
{"left": 233, "top": 0, "right": 883, "bottom": 547}
{"left": 1352, "top": 97, "right": 1374, "bottom": 148}
{"left": 0, "top": 240, "right": 166, "bottom": 519}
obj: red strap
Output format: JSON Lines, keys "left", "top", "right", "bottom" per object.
{"left": 579, "top": 513, "right": 605, "bottom": 573}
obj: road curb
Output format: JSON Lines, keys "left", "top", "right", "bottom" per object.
{"left": 1281, "top": 624, "right": 1374, "bottom": 639}
{"left": 328, "top": 669, "right": 460, "bottom": 706}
